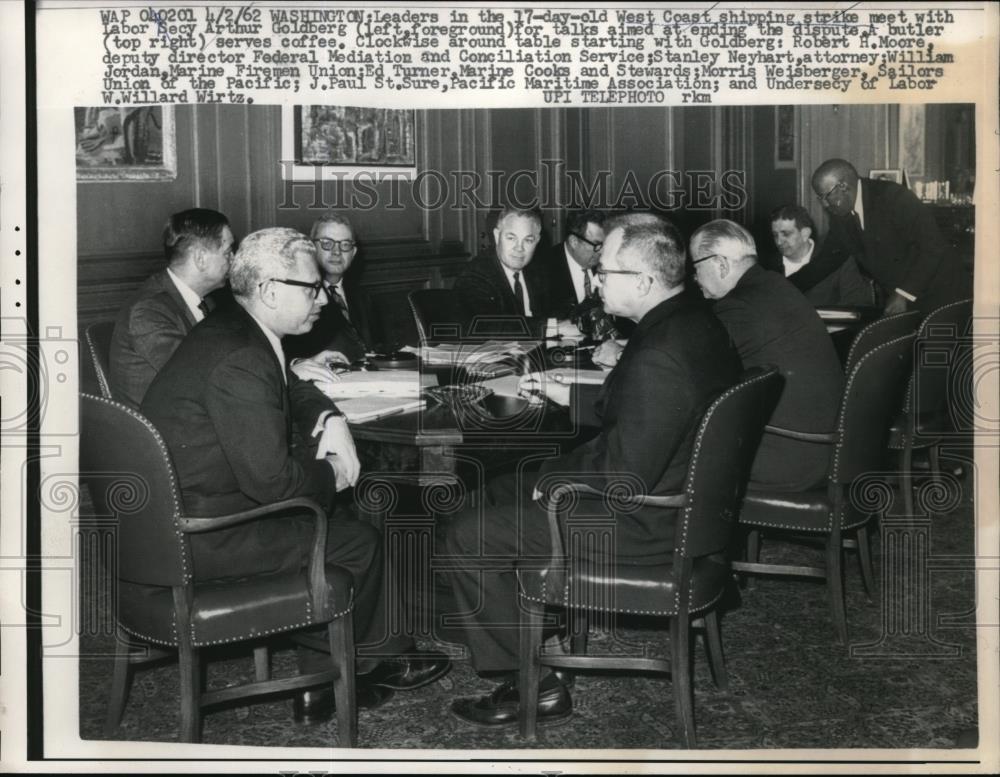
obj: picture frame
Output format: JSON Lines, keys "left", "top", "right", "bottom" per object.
{"left": 773, "top": 105, "right": 797, "bottom": 168}
{"left": 75, "top": 106, "right": 176, "bottom": 182}
{"left": 869, "top": 168, "right": 904, "bottom": 184}
{"left": 280, "top": 105, "right": 417, "bottom": 181}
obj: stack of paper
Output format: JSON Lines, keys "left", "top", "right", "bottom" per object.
{"left": 318, "top": 370, "right": 436, "bottom": 399}
{"left": 335, "top": 396, "right": 426, "bottom": 423}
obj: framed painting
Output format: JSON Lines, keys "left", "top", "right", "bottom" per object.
{"left": 774, "top": 105, "right": 798, "bottom": 168}
{"left": 869, "top": 168, "right": 904, "bottom": 184}
{"left": 281, "top": 105, "right": 417, "bottom": 181}
{"left": 75, "top": 106, "right": 176, "bottom": 181}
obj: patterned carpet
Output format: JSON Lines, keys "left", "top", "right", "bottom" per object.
{"left": 78, "top": 458, "right": 979, "bottom": 753}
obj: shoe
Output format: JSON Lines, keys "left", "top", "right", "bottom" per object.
{"left": 292, "top": 684, "right": 395, "bottom": 724}
{"left": 450, "top": 674, "right": 572, "bottom": 727}
{"left": 361, "top": 649, "right": 452, "bottom": 691}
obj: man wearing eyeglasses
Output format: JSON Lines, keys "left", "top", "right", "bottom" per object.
{"left": 109, "top": 208, "right": 235, "bottom": 409}
{"left": 691, "top": 219, "right": 843, "bottom": 492}
{"left": 446, "top": 213, "right": 741, "bottom": 728}
{"left": 545, "top": 209, "right": 605, "bottom": 317}
{"left": 284, "top": 211, "right": 375, "bottom": 365}
{"left": 810, "top": 158, "right": 971, "bottom": 315}
{"left": 143, "top": 227, "right": 451, "bottom": 723}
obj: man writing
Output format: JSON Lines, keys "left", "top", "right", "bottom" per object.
{"left": 142, "top": 227, "right": 449, "bottom": 722}
{"left": 445, "top": 214, "right": 741, "bottom": 727}
{"left": 109, "top": 208, "right": 234, "bottom": 408}
{"left": 810, "top": 158, "right": 971, "bottom": 315}
{"left": 769, "top": 204, "right": 874, "bottom": 308}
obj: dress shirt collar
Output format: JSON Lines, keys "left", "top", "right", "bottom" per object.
{"left": 499, "top": 260, "right": 533, "bottom": 316}
{"left": 245, "top": 308, "right": 287, "bottom": 383}
{"left": 166, "top": 267, "right": 206, "bottom": 322}
{"left": 782, "top": 238, "right": 815, "bottom": 277}
{"left": 564, "top": 245, "right": 590, "bottom": 303}
{"left": 853, "top": 183, "right": 865, "bottom": 229}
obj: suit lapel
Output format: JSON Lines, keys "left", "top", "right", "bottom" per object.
{"left": 159, "top": 269, "right": 198, "bottom": 330}
{"left": 489, "top": 253, "right": 518, "bottom": 313}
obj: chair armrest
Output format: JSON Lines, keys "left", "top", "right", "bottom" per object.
{"left": 180, "top": 498, "right": 330, "bottom": 613}
{"left": 764, "top": 425, "right": 835, "bottom": 444}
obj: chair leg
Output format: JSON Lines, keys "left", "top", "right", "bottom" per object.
{"left": 856, "top": 525, "right": 875, "bottom": 603}
{"left": 329, "top": 613, "right": 357, "bottom": 748}
{"left": 702, "top": 610, "right": 727, "bottom": 691}
{"left": 669, "top": 615, "right": 696, "bottom": 749}
{"left": 900, "top": 443, "right": 915, "bottom": 517}
{"left": 104, "top": 625, "right": 134, "bottom": 737}
{"left": 570, "top": 608, "right": 589, "bottom": 655}
{"left": 518, "top": 600, "right": 546, "bottom": 740}
{"left": 825, "top": 534, "right": 848, "bottom": 645}
{"left": 744, "top": 529, "right": 761, "bottom": 589}
{"left": 177, "top": 642, "right": 202, "bottom": 743}
{"left": 253, "top": 646, "right": 270, "bottom": 682}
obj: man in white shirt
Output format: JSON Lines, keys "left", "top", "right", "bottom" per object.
{"left": 108, "top": 208, "right": 234, "bottom": 408}
{"left": 769, "top": 204, "right": 875, "bottom": 310}
{"left": 546, "top": 209, "right": 605, "bottom": 318}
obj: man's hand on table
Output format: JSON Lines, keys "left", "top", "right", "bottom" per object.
{"left": 290, "top": 350, "right": 352, "bottom": 384}
{"left": 592, "top": 339, "right": 625, "bottom": 369}
{"left": 517, "top": 372, "right": 571, "bottom": 407}
{"left": 882, "top": 292, "right": 909, "bottom": 316}
{"left": 317, "top": 414, "right": 360, "bottom": 491}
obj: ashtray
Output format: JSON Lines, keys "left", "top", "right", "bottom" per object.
{"left": 479, "top": 394, "right": 538, "bottom": 419}
{"left": 368, "top": 351, "right": 418, "bottom": 370}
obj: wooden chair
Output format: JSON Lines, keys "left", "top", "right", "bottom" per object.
{"left": 887, "top": 299, "right": 973, "bottom": 516}
{"left": 83, "top": 321, "right": 115, "bottom": 398}
{"left": 81, "top": 393, "right": 358, "bottom": 745}
{"left": 733, "top": 333, "right": 916, "bottom": 644}
{"left": 517, "top": 367, "right": 784, "bottom": 748}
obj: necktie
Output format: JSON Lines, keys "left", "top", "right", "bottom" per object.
{"left": 512, "top": 271, "right": 526, "bottom": 315}
{"left": 583, "top": 269, "right": 593, "bottom": 299}
{"left": 197, "top": 298, "right": 210, "bottom": 317}
{"left": 328, "top": 284, "right": 350, "bottom": 321}
{"left": 848, "top": 211, "right": 865, "bottom": 253}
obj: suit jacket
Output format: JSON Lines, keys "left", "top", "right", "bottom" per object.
{"left": 537, "top": 291, "right": 741, "bottom": 562}
{"left": 827, "top": 178, "right": 971, "bottom": 312}
{"left": 452, "top": 250, "right": 550, "bottom": 338}
{"left": 785, "top": 239, "right": 876, "bottom": 308}
{"left": 141, "top": 303, "right": 339, "bottom": 580}
{"left": 713, "top": 264, "right": 843, "bottom": 491}
{"left": 283, "top": 273, "right": 376, "bottom": 362}
{"left": 544, "top": 242, "right": 583, "bottom": 319}
{"left": 109, "top": 269, "right": 197, "bottom": 409}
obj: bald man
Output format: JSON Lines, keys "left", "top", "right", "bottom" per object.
{"left": 811, "top": 158, "right": 971, "bottom": 315}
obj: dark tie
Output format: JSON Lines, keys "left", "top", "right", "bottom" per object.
{"left": 847, "top": 211, "right": 865, "bottom": 253}
{"left": 583, "top": 269, "right": 593, "bottom": 299}
{"left": 328, "top": 284, "right": 350, "bottom": 322}
{"left": 512, "top": 271, "right": 526, "bottom": 315}
{"left": 197, "top": 298, "right": 211, "bottom": 317}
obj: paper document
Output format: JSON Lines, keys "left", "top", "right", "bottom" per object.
{"left": 336, "top": 396, "right": 426, "bottom": 423}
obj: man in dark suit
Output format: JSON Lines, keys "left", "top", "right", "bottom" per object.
{"left": 545, "top": 209, "right": 605, "bottom": 318}
{"left": 769, "top": 204, "right": 875, "bottom": 308}
{"left": 691, "top": 219, "right": 843, "bottom": 492}
{"left": 446, "top": 214, "right": 741, "bottom": 727}
{"left": 142, "top": 227, "right": 449, "bottom": 722}
{"left": 109, "top": 208, "right": 234, "bottom": 408}
{"left": 283, "top": 212, "right": 376, "bottom": 364}
{"left": 452, "top": 206, "right": 550, "bottom": 337}
{"left": 811, "top": 158, "right": 971, "bottom": 315}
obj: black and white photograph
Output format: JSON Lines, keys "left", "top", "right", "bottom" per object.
{"left": 3, "top": 1, "right": 998, "bottom": 774}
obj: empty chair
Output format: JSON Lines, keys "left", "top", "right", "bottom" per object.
{"left": 888, "top": 298, "right": 973, "bottom": 516}
{"left": 81, "top": 393, "right": 358, "bottom": 745}
{"left": 407, "top": 288, "right": 467, "bottom": 344}
{"left": 83, "top": 321, "right": 115, "bottom": 398}
{"left": 517, "top": 367, "right": 784, "bottom": 748}
{"left": 733, "top": 334, "right": 916, "bottom": 644}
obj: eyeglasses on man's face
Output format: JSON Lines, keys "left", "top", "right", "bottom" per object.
{"left": 260, "top": 278, "right": 325, "bottom": 299}
{"left": 691, "top": 254, "right": 723, "bottom": 266}
{"left": 572, "top": 232, "right": 604, "bottom": 252}
{"left": 594, "top": 263, "right": 642, "bottom": 282}
{"left": 313, "top": 238, "right": 356, "bottom": 253}
{"left": 816, "top": 180, "right": 847, "bottom": 206}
